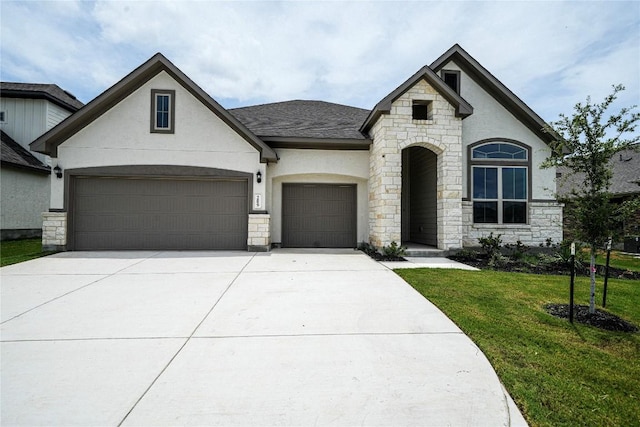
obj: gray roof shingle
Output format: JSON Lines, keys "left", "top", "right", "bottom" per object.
{"left": 229, "top": 100, "right": 370, "bottom": 140}
{"left": 557, "top": 147, "right": 640, "bottom": 197}
{"left": 1, "top": 82, "right": 84, "bottom": 111}
{"left": 1, "top": 130, "right": 50, "bottom": 173}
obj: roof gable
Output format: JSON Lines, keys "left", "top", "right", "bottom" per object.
{"left": 1, "top": 130, "right": 50, "bottom": 174}
{"left": 30, "top": 54, "right": 278, "bottom": 162}
{"left": 430, "top": 44, "right": 553, "bottom": 144}
{"left": 360, "top": 63, "right": 473, "bottom": 134}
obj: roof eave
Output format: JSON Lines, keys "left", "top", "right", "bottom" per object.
{"left": 30, "top": 54, "right": 278, "bottom": 163}
{"left": 262, "top": 136, "right": 372, "bottom": 150}
{"left": 431, "top": 44, "right": 554, "bottom": 144}
{"left": 360, "top": 65, "right": 473, "bottom": 134}
{"left": 1, "top": 89, "right": 82, "bottom": 113}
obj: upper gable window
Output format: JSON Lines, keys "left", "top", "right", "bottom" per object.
{"left": 442, "top": 70, "right": 460, "bottom": 94}
{"left": 412, "top": 100, "right": 432, "bottom": 120}
{"left": 151, "top": 89, "right": 175, "bottom": 133}
{"left": 0, "top": 111, "right": 5, "bottom": 122}
{"left": 472, "top": 142, "right": 527, "bottom": 160}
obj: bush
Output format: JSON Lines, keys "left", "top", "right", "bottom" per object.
{"left": 453, "top": 248, "right": 480, "bottom": 261}
{"left": 358, "top": 242, "right": 378, "bottom": 257}
{"left": 382, "top": 241, "right": 407, "bottom": 258}
{"left": 505, "top": 240, "right": 530, "bottom": 261}
{"left": 478, "top": 233, "right": 502, "bottom": 258}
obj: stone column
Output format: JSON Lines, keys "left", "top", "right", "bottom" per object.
{"left": 42, "top": 211, "right": 67, "bottom": 251}
{"left": 247, "top": 213, "right": 271, "bottom": 251}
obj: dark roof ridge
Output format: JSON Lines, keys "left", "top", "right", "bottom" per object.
{"left": 360, "top": 63, "right": 473, "bottom": 134}
{"left": 29, "top": 53, "right": 278, "bottom": 162}
{"left": 430, "top": 44, "right": 555, "bottom": 143}
{"left": 231, "top": 99, "right": 370, "bottom": 112}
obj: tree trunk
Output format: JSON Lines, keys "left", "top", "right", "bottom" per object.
{"left": 589, "top": 247, "right": 596, "bottom": 314}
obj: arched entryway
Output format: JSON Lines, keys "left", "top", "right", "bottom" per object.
{"left": 401, "top": 146, "right": 438, "bottom": 247}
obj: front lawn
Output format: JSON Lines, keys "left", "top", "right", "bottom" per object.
{"left": 0, "top": 238, "right": 55, "bottom": 267}
{"left": 595, "top": 250, "right": 640, "bottom": 272}
{"left": 397, "top": 268, "right": 640, "bottom": 427}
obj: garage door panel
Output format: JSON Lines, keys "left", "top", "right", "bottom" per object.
{"left": 72, "top": 177, "right": 248, "bottom": 250}
{"left": 282, "top": 184, "right": 356, "bottom": 248}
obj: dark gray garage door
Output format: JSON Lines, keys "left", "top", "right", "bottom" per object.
{"left": 72, "top": 176, "right": 247, "bottom": 250}
{"left": 282, "top": 183, "right": 356, "bottom": 248}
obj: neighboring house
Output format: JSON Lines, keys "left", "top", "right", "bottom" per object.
{"left": 557, "top": 147, "right": 640, "bottom": 246}
{"left": 0, "top": 83, "right": 84, "bottom": 240}
{"left": 30, "top": 44, "right": 563, "bottom": 252}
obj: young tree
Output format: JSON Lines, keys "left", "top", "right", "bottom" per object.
{"left": 543, "top": 84, "right": 640, "bottom": 314}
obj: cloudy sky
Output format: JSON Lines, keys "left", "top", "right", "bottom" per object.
{"left": 1, "top": 1, "right": 638, "bottom": 123}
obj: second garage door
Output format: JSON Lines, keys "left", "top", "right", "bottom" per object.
{"left": 282, "top": 183, "right": 356, "bottom": 248}
{"left": 72, "top": 176, "right": 248, "bottom": 250}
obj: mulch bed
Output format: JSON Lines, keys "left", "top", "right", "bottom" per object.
{"left": 545, "top": 303, "right": 639, "bottom": 332}
{"left": 448, "top": 255, "right": 640, "bottom": 280}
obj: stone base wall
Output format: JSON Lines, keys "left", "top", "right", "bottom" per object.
{"left": 248, "top": 213, "right": 271, "bottom": 251}
{"left": 462, "top": 201, "right": 564, "bottom": 247}
{"left": 42, "top": 211, "right": 67, "bottom": 251}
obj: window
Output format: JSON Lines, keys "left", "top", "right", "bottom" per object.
{"left": 412, "top": 100, "right": 432, "bottom": 120}
{"left": 150, "top": 89, "right": 175, "bottom": 133}
{"left": 471, "top": 141, "right": 529, "bottom": 224}
{"left": 0, "top": 111, "right": 5, "bottom": 122}
{"left": 442, "top": 70, "right": 460, "bottom": 94}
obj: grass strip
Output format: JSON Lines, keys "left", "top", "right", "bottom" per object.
{"left": 0, "top": 238, "right": 56, "bottom": 267}
{"left": 397, "top": 268, "right": 640, "bottom": 427}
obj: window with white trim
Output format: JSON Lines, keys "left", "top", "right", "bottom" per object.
{"left": 151, "top": 89, "right": 175, "bottom": 133}
{"left": 471, "top": 142, "right": 528, "bottom": 224}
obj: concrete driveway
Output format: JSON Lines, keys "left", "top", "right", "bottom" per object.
{"left": 1, "top": 249, "right": 525, "bottom": 426}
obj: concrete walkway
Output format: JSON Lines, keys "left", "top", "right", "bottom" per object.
{"left": 1, "top": 249, "right": 525, "bottom": 426}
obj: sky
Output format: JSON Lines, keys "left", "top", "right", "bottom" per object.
{"left": 1, "top": 0, "right": 639, "bottom": 124}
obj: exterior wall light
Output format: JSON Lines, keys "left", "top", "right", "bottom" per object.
{"left": 256, "top": 170, "right": 262, "bottom": 183}
{"left": 53, "top": 165, "right": 63, "bottom": 179}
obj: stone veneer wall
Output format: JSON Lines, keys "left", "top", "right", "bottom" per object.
{"left": 247, "top": 213, "right": 271, "bottom": 251}
{"left": 368, "top": 79, "right": 464, "bottom": 250}
{"left": 461, "top": 201, "right": 564, "bottom": 247}
{"left": 42, "top": 211, "right": 67, "bottom": 251}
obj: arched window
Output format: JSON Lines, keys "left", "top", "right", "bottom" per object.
{"left": 470, "top": 141, "right": 529, "bottom": 224}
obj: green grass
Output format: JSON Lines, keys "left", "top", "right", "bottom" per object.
{"left": 595, "top": 250, "right": 640, "bottom": 272}
{"left": 396, "top": 268, "right": 640, "bottom": 427}
{"left": 0, "top": 238, "right": 55, "bottom": 267}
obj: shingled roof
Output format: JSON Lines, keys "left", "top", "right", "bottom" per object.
{"left": 1, "top": 82, "right": 84, "bottom": 111}
{"left": 230, "top": 100, "right": 370, "bottom": 141}
{"left": 557, "top": 147, "right": 640, "bottom": 197}
{"left": 1, "top": 130, "right": 50, "bottom": 174}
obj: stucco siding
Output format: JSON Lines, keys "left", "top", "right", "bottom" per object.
{"left": 442, "top": 61, "right": 556, "bottom": 201}
{"left": 268, "top": 149, "right": 369, "bottom": 245}
{"left": 51, "top": 71, "right": 263, "bottom": 210}
{"left": 1, "top": 167, "right": 50, "bottom": 230}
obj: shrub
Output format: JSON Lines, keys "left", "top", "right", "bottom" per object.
{"left": 382, "top": 241, "right": 407, "bottom": 258}
{"left": 505, "top": 240, "right": 530, "bottom": 261}
{"left": 453, "top": 248, "right": 480, "bottom": 261}
{"left": 478, "top": 233, "right": 502, "bottom": 258}
{"left": 358, "top": 242, "right": 378, "bottom": 257}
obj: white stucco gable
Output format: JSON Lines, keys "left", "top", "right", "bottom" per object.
{"left": 57, "top": 71, "right": 261, "bottom": 170}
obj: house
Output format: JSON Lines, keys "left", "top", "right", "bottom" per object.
{"left": 1, "top": 83, "right": 84, "bottom": 240}
{"left": 557, "top": 147, "right": 640, "bottom": 249}
{"left": 30, "top": 44, "right": 563, "bottom": 252}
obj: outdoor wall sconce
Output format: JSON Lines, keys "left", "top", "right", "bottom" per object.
{"left": 256, "top": 170, "right": 262, "bottom": 183}
{"left": 53, "top": 165, "right": 63, "bottom": 179}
